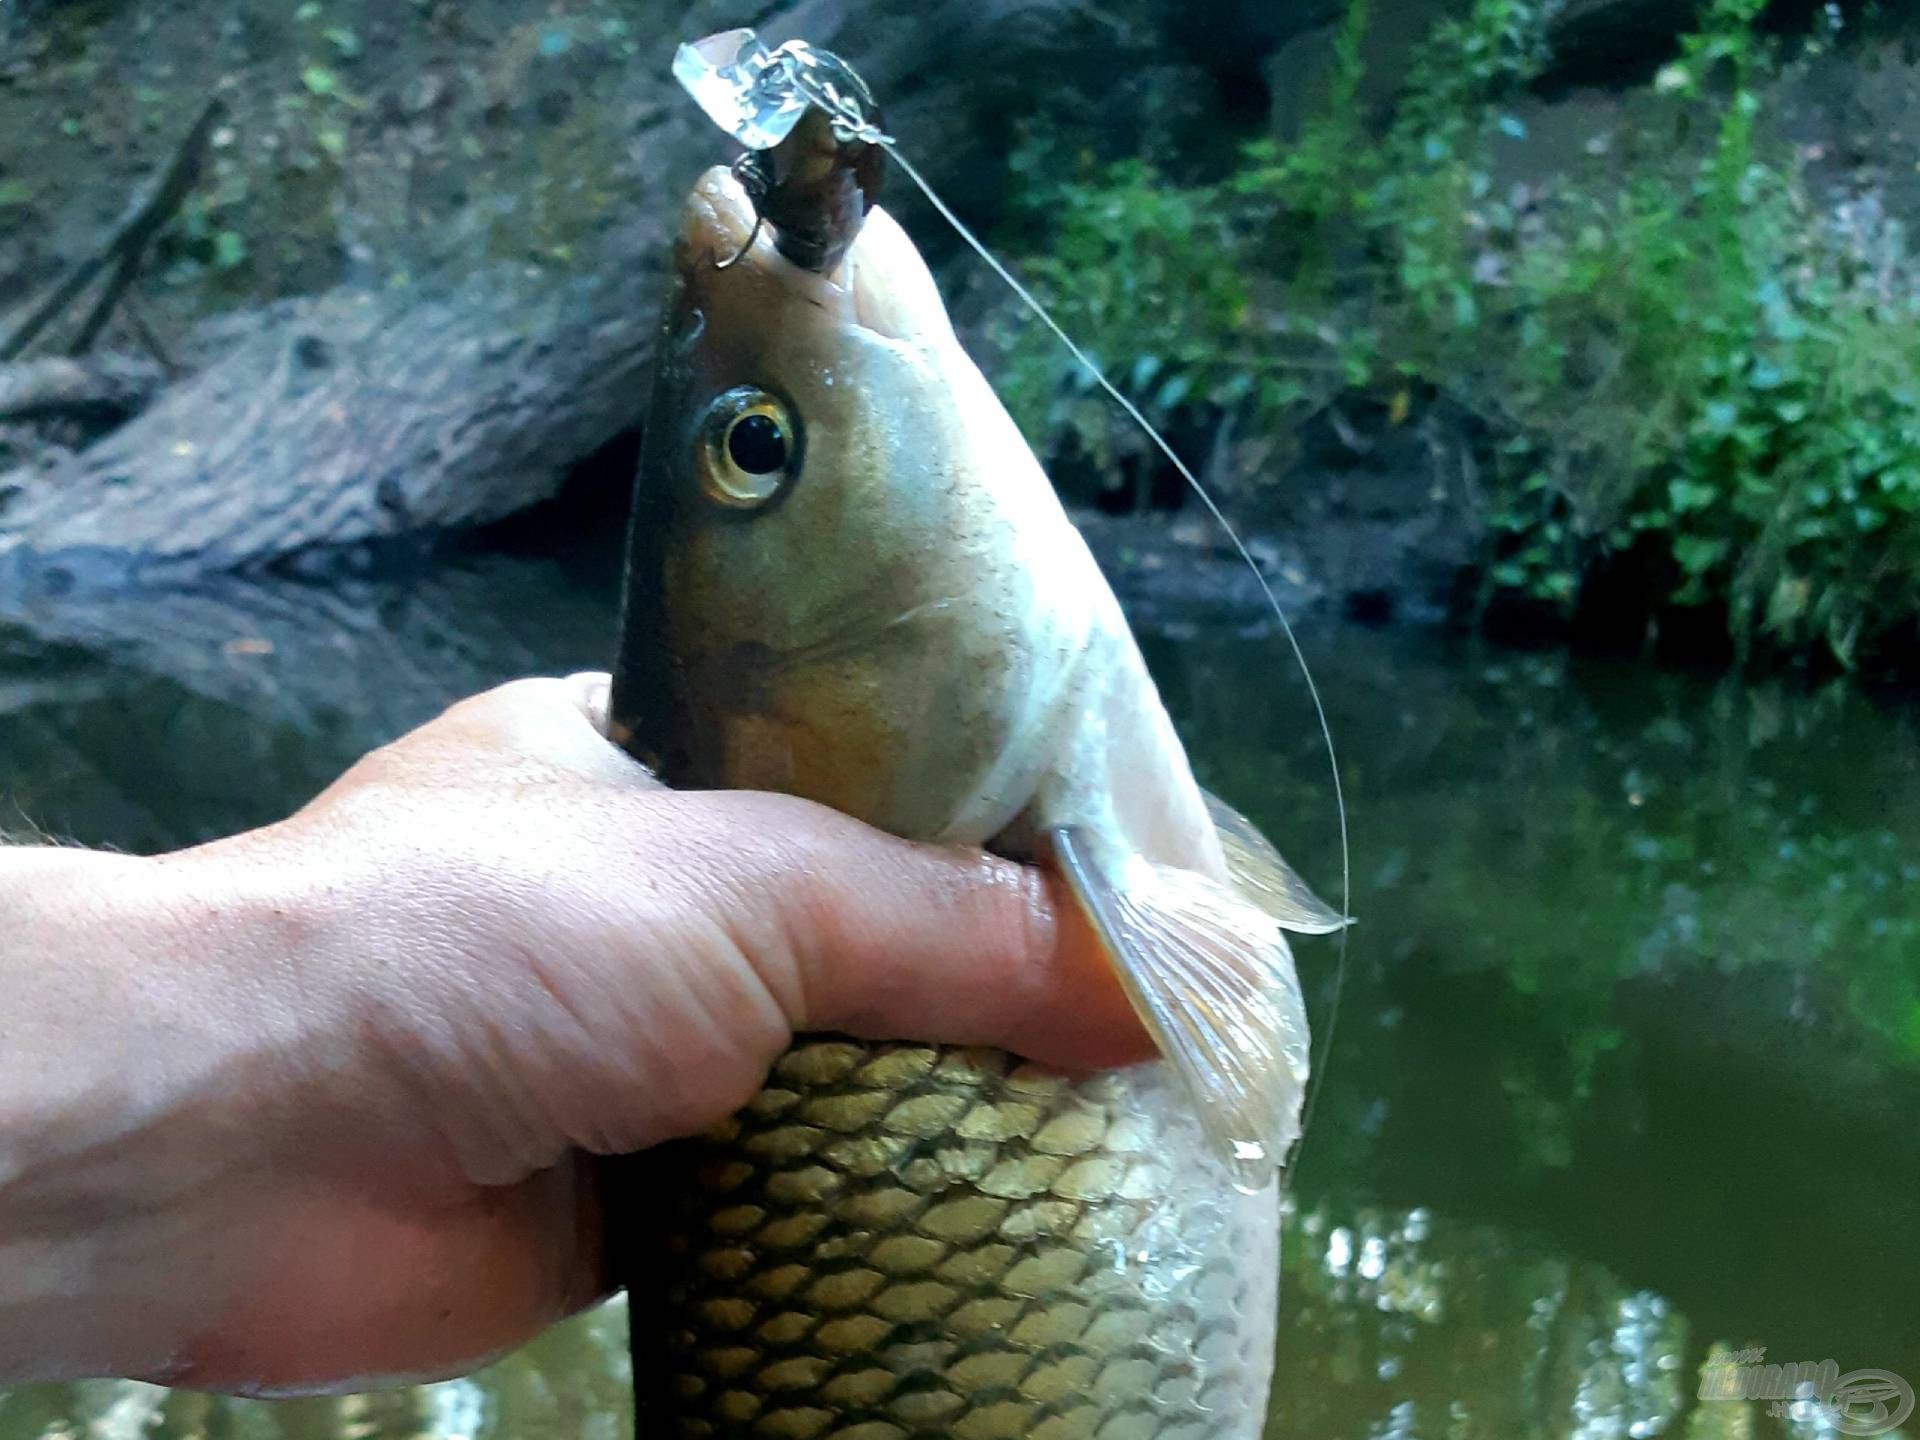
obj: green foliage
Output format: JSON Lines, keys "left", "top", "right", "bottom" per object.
{"left": 994, "top": 0, "right": 1920, "bottom": 670}
{"left": 992, "top": 155, "right": 1286, "bottom": 471}
{"left": 300, "top": 64, "right": 341, "bottom": 97}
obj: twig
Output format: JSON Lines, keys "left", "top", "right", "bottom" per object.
{"left": 69, "top": 97, "right": 228, "bottom": 356}
{"left": 0, "top": 250, "right": 110, "bottom": 363}
{"left": 0, "top": 98, "right": 227, "bottom": 362}
{"left": 117, "top": 292, "right": 179, "bottom": 375}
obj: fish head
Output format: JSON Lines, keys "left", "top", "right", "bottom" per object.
{"left": 613, "top": 165, "right": 1065, "bottom": 834}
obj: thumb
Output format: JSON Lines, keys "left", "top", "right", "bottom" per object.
{"left": 554, "top": 669, "right": 1154, "bottom": 1072}
{"left": 729, "top": 800, "right": 1154, "bottom": 1073}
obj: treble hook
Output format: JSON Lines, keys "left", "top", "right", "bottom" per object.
{"left": 713, "top": 151, "right": 770, "bottom": 271}
{"left": 714, "top": 213, "right": 765, "bottom": 271}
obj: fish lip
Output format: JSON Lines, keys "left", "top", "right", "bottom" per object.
{"left": 678, "top": 166, "right": 916, "bottom": 344}
{"left": 679, "top": 166, "right": 760, "bottom": 268}
{"left": 679, "top": 168, "right": 852, "bottom": 299}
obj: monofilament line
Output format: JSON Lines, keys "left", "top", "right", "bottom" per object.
{"left": 880, "top": 140, "right": 1353, "bottom": 1187}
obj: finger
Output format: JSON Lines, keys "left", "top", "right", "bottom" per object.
{"left": 720, "top": 797, "right": 1155, "bottom": 1073}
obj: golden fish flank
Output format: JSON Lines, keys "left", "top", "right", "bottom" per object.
{"left": 612, "top": 166, "right": 1344, "bottom": 1436}
{"left": 630, "top": 1041, "right": 1281, "bottom": 1440}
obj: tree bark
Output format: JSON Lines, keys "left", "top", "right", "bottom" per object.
{"left": 0, "top": 355, "right": 162, "bottom": 429}
{"left": 0, "top": 275, "right": 659, "bottom": 585}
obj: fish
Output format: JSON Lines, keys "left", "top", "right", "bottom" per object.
{"left": 607, "top": 122, "right": 1344, "bottom": 1438}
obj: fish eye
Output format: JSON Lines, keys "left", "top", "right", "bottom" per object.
{"left": 727, "top": 413, "right": 788, "bottom": 474}
{"left": 698, "top": 387, "right": 802, "bottom": 510}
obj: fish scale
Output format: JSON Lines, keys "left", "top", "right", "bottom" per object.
{"left": 628, "top": 1040, "right": 1277, "bottom": 1439}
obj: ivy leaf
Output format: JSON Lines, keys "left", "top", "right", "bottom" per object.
{"left": 1669, "top": 479, "right": 1718, "bottom": 513}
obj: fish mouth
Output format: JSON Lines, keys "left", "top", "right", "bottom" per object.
{"left": 678, "top": 166, "right": 954, "bottom": 347}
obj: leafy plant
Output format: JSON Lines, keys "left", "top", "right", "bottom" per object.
{"left": 992, "top": 0, "right": 1920, "bottom": 671}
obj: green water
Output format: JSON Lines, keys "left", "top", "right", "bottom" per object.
{"left": 2, "top": 541, "right": 1916, "bottom": 1440}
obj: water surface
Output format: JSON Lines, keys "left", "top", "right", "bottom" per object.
{"left": 2, "top": 538, "right": 1915, "bottom": 1440}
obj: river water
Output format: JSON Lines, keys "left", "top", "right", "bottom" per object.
{"left": 2, "top": 533, "right": 1915, "bottom": 1440}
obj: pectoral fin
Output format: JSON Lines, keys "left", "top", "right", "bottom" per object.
{"left": 1050, "top": 825, "right": 1310, "bottom": 1191}
{"left": 1204, "top": 789, "right": 1349, "bottom": 934}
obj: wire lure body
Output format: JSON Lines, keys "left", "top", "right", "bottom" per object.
{"left": 675, "top": 30, "right": 888, "bottom": 274}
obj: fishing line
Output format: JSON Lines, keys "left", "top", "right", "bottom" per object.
{"left": 878, "top": 140, "right": 1352, "bottom": 1183}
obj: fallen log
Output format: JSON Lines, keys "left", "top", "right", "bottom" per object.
{"left": 0, "top": 272, "right": 659, "bottom": 585}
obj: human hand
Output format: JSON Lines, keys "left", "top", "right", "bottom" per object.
{"left": 0, "top": 676, "right": 1143, "bottom": 1395}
